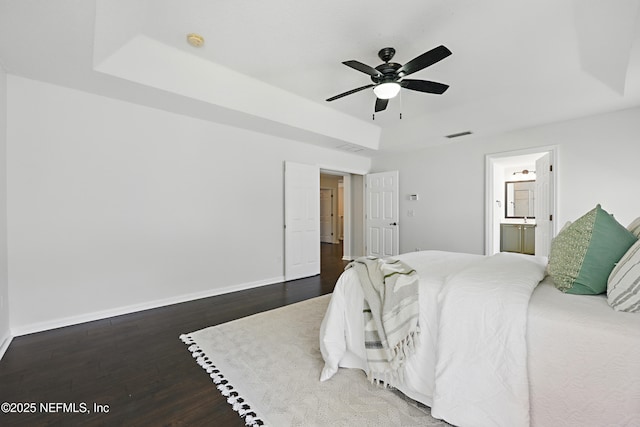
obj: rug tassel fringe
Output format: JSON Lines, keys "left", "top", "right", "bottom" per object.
{"left": 180, "top": 333, "right": 266, "bottom": 427}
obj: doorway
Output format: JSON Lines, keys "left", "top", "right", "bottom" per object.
{"left": 284, "top": 163, "right": 365, "bottom": 281}
{"left": 320, "top": 172, "right": 347, "bottom": 265}
{"left": 319, "top": 170, "right": 366, "bottom": 263}
{"left": 485, "top": 147, "right": 558, "bottom": 256}
{"left": 320, "top": 173, "right": 351, "bottom": 280}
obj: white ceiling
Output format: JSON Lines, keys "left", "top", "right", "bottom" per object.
{"left": 1, "top": 0, "right": 640, "bottom": 156}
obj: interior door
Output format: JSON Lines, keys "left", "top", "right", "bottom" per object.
{"left": 284, "top": 162, "right": 320, "bottom": 280}
{"left": 366, "top": 171, "right": 399, "bottom": 257}
{"left": 320, "top": 188, "right": 333, "bottom": 243}
{"left": 535, "top": 153, "right": 553, "bottom": 257}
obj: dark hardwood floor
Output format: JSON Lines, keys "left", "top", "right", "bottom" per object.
{"left": 0, "top": 243, "right": 348, "bottom": 426}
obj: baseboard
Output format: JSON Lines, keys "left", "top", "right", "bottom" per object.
{"left": 0, "top": 334, "right": 13, "bottom": 360}
{"left": 11, "top": 276, "right": 285, "bottom": 337}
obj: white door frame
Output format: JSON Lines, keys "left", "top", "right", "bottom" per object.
{"left": 485, "top": 146, "right": 558, "bottom": 255}
{"left": 340, "top": 174, "right": 352, "bottom": 258}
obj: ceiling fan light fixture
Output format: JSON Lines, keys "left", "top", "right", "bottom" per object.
{"left": 373, "top": 82, "right": 401, "bottom": 99}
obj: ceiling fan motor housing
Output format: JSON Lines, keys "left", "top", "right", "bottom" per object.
{"left": 373, "top": 62, "right": 401, "bottom": 84}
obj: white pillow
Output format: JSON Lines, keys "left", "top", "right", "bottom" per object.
{"left": 628, "top": 217, "right": 640, "bottom": 237}
{"left": 607, "top": 240, "right": 640, "bottom": 313}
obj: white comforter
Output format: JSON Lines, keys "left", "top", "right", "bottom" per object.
{"left": 319, "top": 250, "right": 640, "bottom": 427}
{"left": 431, "top": 252, "right": 546, "bottom": 427}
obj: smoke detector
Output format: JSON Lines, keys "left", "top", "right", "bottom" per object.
{"left": 187, "top": 33, "right": 204, "bottom": 48}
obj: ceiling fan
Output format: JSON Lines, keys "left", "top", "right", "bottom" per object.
{"left": 326, "top": 45, "right": 452, "bottom": 113}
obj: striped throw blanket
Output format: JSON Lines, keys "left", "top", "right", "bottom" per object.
{"left": 346, "top": 256, "right": 420, "bottom": 385}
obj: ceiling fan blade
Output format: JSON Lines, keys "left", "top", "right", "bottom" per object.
{"left": 342, "top": 60, "right": 382, "bottom": 78}
{"left": 398, "top": 45, "right": 452, "bottom": 77}
{"left": 326, "top": 84, "right": 375, "bottom": 102}
{"left": 374, "top": 98, "right": 389, "bottom": 112}
{"left": 400, "top": 79, "right": 449, "bottom": 94}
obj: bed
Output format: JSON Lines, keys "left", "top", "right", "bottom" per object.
{"left": 319, "top": 250, "right": 640, "bottom": 427}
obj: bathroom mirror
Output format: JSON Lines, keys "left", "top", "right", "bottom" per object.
{"left": 505, "top": 180, "right": 535, "bottom": 218}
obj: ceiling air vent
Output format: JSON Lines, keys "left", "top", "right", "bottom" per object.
{"left": 445, "top": 131, "right": 472, "bottom": 139}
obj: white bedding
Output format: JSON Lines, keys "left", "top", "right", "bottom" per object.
{"left": 319, "top": 250, "right": 640, "bottom": 427}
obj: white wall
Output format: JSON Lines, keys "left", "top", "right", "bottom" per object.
{"left": 6, "top": 76, "right": 371, "bottom": 334}
{"left": 0, "top": 66, "right": 10, "bottom": 355}
{"left": 373, "top": 107, "right": 640, "bottom": 255}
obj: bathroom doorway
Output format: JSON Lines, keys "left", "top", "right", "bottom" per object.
{"left": 485, "top": 147, "right": 558, "bottom": 257}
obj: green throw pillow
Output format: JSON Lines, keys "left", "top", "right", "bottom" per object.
{"left": 548, "top": 204, "right": 638, "bottom": 295}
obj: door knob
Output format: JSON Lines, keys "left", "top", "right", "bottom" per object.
{"left": 390, "top": 222, "right": 397, "bottom": 226}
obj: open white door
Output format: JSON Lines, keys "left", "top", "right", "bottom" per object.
{"left": 535, "top": 153, "right": 554, "bottom": 257}
{"left": 284, "top": 162, "right": 320, "bottom": 280}
{"left": 366, "top": 171, "right": 399, "bottom": 257}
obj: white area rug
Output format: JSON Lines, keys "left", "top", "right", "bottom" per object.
{"left": 181, "top": 295, "right": 449, "bottom": 427}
